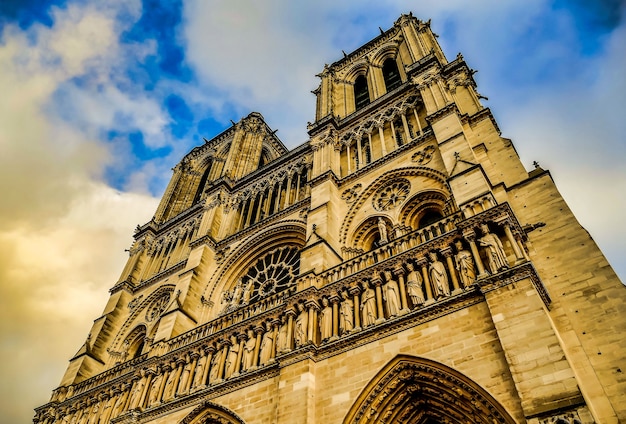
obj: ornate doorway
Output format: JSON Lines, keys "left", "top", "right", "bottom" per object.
{"left": 343, "top": 355, "right": 517, "bottom": 424}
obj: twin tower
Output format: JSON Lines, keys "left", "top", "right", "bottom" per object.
{"left": 36, "top": 14, "right": 625, "bottom": 424}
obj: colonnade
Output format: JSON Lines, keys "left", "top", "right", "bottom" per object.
{"left": 340, "top": 105, "right": 425, "bottom": 177}
{"left": 231, "top": 166, "right": 310, "bottom": 233}
{"left": 136, "top": 221, "right": 199, "bottom": 283}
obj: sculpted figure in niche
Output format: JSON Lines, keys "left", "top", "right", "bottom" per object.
{"left": 259, "top": 322, "right": 274, "bottom": 365}
{"left": 242, "top": 280, "right": 254, "bottom": 304}
{"left": 277, "top": 316, "right": 288, "bottom": 353}
{"left": 361, "top": 285, "right": 377, "bottom": 326}
{"left": 162, "top": 365, "right": 178, "bottom": 401}
{"left": 219, "top": 290, "right": 232, "bottom": 314}
{"left": 455, "top": 240, "right": 476, "bottom": 288}
{"left": 147, "top": 367, "right": 163, "bottom": 406}
{"left": 294, "top": 303, "right": 308, "bottom": 347}
{"left": 177, "top": 357, "right": 192, "bottom": 395}
{"left": 192, "top": 353, "right": 207, "bottom": 388}
{"left": 479, "top": 224, "right": 509, "bottom": 273}
{"left": 428, "top": 252, "right": 450, "bottom": 298}
{"left": 209, "top": 349, "right": 223, "bottom": 383}
{"left": 319, "top": 297, "right": 333, "bottom": 341}
{"left": 111, "top": 385, "right": 129, "bottom": 418}
{"left": 224, "top": 337, "right": 239, "bottom": 378}
{"left": 242, "top": 330, "right": 256, "bottom": 371}
{"left": 86, "top": 401, "right": 100, "bottom": 424}
{"left": 339, "top": 291, "right": 354, "bottom": 334}
{"left": 128, "top": 374, "right": 146, "bottom": 409}
{"left": 382, "top": 271, "right": 401, "bottom": 317}
{"left": 378, "top": 217, "right": 389, "bottom": 244}
{"left": 405, "top": 262, "right": 424, "bottom": 307}
{"left": 230, "top": 279, "right": 244, "bottom": 307}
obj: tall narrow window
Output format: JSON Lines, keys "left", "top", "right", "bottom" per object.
{"left": 382, "top": 58, "right": 402, "bottom": 92}
{"left": 354, "top": 75, "right": 370, "bottom": 110}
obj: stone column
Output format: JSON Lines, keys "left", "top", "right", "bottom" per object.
{"left": 356, "top": 137, "right": 363, "bottom": 168}
{"left": 416, "top": 257, "right": 434, "bottom": 304}
{"left": 234, "top": 334, "right": 245, "bottom": 376}
{"left": 286, "top": 309, "right": 296, "bottom": 351}
{"left": 393, "top": 266, "right": 410, "bottom": 314}
{"left": 441, "top": 247, "right": 461, "bottom": 294}
{"left": 183, "top": 353, "right": 199, "bottom": 394}
{"left": 401, "top": 113, "right": 411, "bottom": 141}
{"left": 216, "top": 341, "right": 229, "bottom": 381}
{"left": 372, "top": 277, "right": 386, "bottom": 324}
{"left": 412, "top": 108, "right": 422, "bottom": 134}
{"left": 253, "top": 325, "right": 263, "bottom": 369}
{"left": 330, "top": 294, "right": 340, "bottom": 340}
{"left": 464, "top": 229, "right": 488, "bottom": 278}
{"left": 306, "top": 300, "right": 319, "bottom": 345}
{"left": 200, "top": 346, "right": 215, "bottom": 388}
{"left": 138, "top": 369, "right": 153, "bottom": 409}
{"left": 497, "top": 217, "right": 525, "bottom": 263}
{"left": 378, "top": 125, "right": 387, "bottom": 156}
{"left": 349, "top": 284, "right": 362, "bottom": 331}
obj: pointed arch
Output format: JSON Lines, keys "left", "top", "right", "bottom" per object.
{"left": 343, "top": 355, "right": 516, "bottom": 424}
{"left": 180, "top": 401, "right": 245, "bottom": 424}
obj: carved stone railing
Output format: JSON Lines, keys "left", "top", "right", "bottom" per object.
{"left": 321, "top": 212, "right": 463, "bottom": 285}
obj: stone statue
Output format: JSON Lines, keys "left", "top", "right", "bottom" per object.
{"left": 242, "top": 330, "right": 256, "bottom": 370}
{"left": 230, "top": 279, "right": 244, "bottom": 307}
{"left": 361, "top": 285, "right": 377, "bottom": 326}
{"left": 428, "top": 252, "right": 450, "bottom": 298}
{"left": 128, "top": 376, "right": 145, "bottom": 409}
{"left": 220, "top": 290, "right": 232, "bottom": 314}
{"left": 455, "top": 240, "right": 476, "bottom": 287}
{"left": 479, "top": 224, "right": 509, "bottom": 273}
{"left": 294, "top": 303, "right": 308, "bottom": 347}
{"left": 242, "top": 280, "right": 254, "bottom": 304}
{"left": 339, "top": 291, "right": 354, "bottom": 333}
{"left": 86, "top": 401, "right": 100, "bottom": 424}
{"left": 111, "top": 385, "right": 129, "bottom": 418}
{"left": 405, "top": 262, "right": 424, "bottom": 307}
{"left": 209, "top": 349, "right": 223, "bottom": 383}
{"left": 162, "top": 365, "right": 178, "bottom": 401}
{"left": 277, "top": 317, "right": 288, "bottom": 353}
{"left": 259, "top": 323, "right": 274, "bottom": 365}
{"left": 147, "top": 369, "right": 163, "bottom": 406}
{"left": 378, "top": 217, "right": 388, "bottom": 244}
{"left": 382, "top": 271, "right": 401, "bottom": 317}
{"left": 192, "top": 354, "right": 207, "bottom": 388}
{"left": 319, "top": 298, "right": 333, "bottom": 341}
{"left": 225, "top": 338, "right": 239, "bottom": 378}
{"left": 177, "top": 359, "right": 192, "bottom": 395}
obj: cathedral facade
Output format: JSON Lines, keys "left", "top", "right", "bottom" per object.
{"left": 35, "top": 14, "right": 625, "bottom": 424}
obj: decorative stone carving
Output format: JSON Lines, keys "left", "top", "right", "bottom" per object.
{"left": 341, "top": 183, "right": 362, "bottom": 204}
{"left": 259, "top": 322, "right": 274, "bottom": 365}
{"left": 378, "top": 217, "right": 389, "bottom": 244}
{"left": 361, "top": 285, "right": 377, "bottom": 327}
{"left": 294, "top": 303, "right": 308, "bottom": 347}
{"left": 411, "top": 144, "right": 435, "bottom": 165}
{"left": 454, "top": 240, "right": 476, "bottom": 288}
{"left": 339, "top": 291, "right": 354, "bottom": 334}
{"left": 146, "top": 293, "right": 170, "bottom": 322}
{"left": 319, "top": 298, "right": 333, "bottom": 342}
{"left": 382, "top": 271, "right": 401, "bottom": 317}
{"left": 242, "top": 330, "right": 256, "bottom": 371}
{"left": 478, "top": 224, "right": 509, "bottom": 273}
{"left": 428, "top": 251, "right": 450, "bottom": 298}
{"left": 405, "top": 263, "right": 425, "bottom": 307}
{"left": 372, "top": 179, "right": 410, "bottom": 211}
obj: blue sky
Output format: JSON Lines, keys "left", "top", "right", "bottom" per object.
{"left": 0, "top": 1, "right": 624, "bottom": 422}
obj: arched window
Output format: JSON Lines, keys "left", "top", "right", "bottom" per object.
{"left": 382, "top": 58, "right": 402, "bottom": 92}
{"left": 419, "top": 210, "right": 443, "bottom": 228}
{"left": 354, "top": 75, "right": 370, "bottom": 110}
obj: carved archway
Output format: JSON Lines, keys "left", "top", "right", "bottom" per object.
{"left": 344, "top": 355, "right": 516, "bottom": 424}
{"left": 180, "top": 401, "right": 245, "bottom": 424}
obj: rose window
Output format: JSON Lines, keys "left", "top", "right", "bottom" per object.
{"left": 145, "top": 292, "right": 171, "bottom": 322}
{"left": 373, "top": 179, "right": 411, "bottom": 211}
{"left": 241, "top": 246, "right": 300, "bottom": 304}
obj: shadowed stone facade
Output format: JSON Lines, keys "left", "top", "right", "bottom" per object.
{"left": 35, "top": 14, "right": 625, "bottom": 424}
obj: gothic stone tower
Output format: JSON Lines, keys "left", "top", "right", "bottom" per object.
{"left": 35, "top": 14, "right": 625, "bottom": 424}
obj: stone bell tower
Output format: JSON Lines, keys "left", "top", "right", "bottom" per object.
{"left": 35, "top": 13, "right": 625, "bottom": 424}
